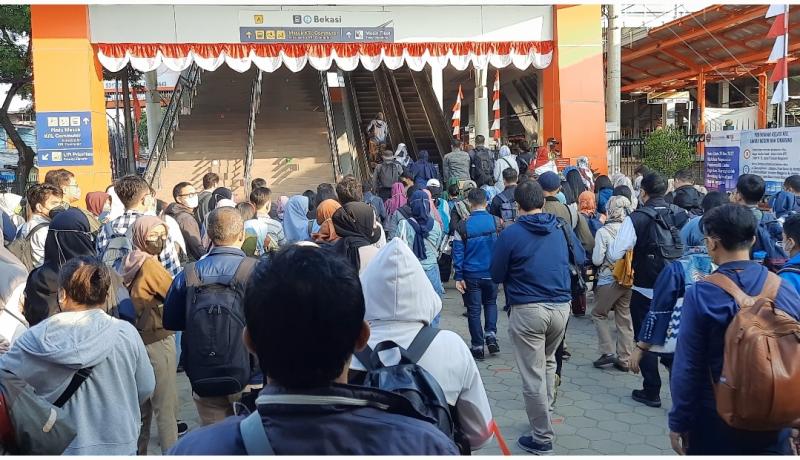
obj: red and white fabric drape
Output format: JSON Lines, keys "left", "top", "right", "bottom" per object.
{"left": 96, "top": 42, "right": 553, "bottom": 73}
{"left": 452, "top": 85, "right": 463, "bottom": 139}
{"left": 490, "top": 70, "right": 501, "bottom": 141}
{"left": 766, "top": 5, "right": 790, "bottom": 105}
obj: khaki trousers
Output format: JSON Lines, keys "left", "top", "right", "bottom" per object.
{"left": 508, "top": 302, "right": 569, "bottom": 444}
{"left": 138, "top": 336, "right": 178, "bottom": 454}
{"left": 193, "top": 391, "right": 242, "bottom": 426}
{"left": 592, "top": 282, "right": 634, "bottom": 364}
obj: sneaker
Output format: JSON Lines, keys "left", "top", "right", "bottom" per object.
{"left": 462, "top": 312, "right": 469, "bottom": 318}
{"left": 176, "top": 365, "right": 184, "bottom": 373}
{"left": 517, "top": 435, "right": 554, "bottom": 455}
{"left": 486, "top": 337, "right": 500, "bottom": 355}
{"left": 471, "top": 347, "right": 485, "bottom": 361}
{"left": 177, "top": 421, "right": 189, "bottom": 436}
{"left": 593, "top": 354, "right": 616, "bottom": 368}
{"left": 613, "top": 359, "right": 630, "bottom": 373}
{"left": 561, "top": 349, "right": 571, "bottom": 361}
{"left": 631, "top": 389, "right": 662, "bottom": 408}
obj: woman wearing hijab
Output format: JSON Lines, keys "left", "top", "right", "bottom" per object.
{"left": 118, "top": 216, "right": 178, "bottom": 454}
{"left": 331, "top": 201, "right": 383, "bottom": 273}
{"left": 0, "top": 225, "right": 28, "bottom": 349}
{"left": 578, "top": 190, "right": 605, "bottom": 238}
{"left": 408, "top": 150, "right": 438, "bottom": 188}
{"left": 283, "top": 195, "right": 318, "bottom": 244}
{"left": 424, "top": 188, "right": 443, "bottom": 228}
{"left": 312, "top": 199, "right": 342, "bottom": 243}
{"left": 207, "top": 187, "right": 233, "bottom": 211}
{"left": 384, "top": 182, "right": 408, "bottom": 217}
{"left": 493, "top": 145, "right": 519, "bottom": 193}
{"left": 576, "top": 156, "right": 594, "bottom": 191}
{"left": 85, "top": 191, "right": 112, "bottom": 223}
{"left": 594, "top": 175, "right": 614, "bottom": 215}
{"left": 394, "top": 190, "right": 445, "bottom": 320}
{"left": 302, "top": 190, "right": 317, "bottom": 220}
{"left": 23, "top": 207, "right": 134, "bottom": 327}
{"left": 395, "top": 143, "right": 411, "bottom": 168}
{"left": 611, "top": 172, "right": 638, "bottom": 208}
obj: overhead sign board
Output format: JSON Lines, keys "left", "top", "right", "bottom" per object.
{"left": 239, "top": 10, "right": 394, "bottom": 43}
{"left": 36, "top": 111, "right": 94, "bottom": 166}
{"left": 647, "top": 90, "right": 690, "bottom": 105}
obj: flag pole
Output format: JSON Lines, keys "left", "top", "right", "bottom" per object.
{"left": 782, "top": 4, "right": 789, "bottom": 127}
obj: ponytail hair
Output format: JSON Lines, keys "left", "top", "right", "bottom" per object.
{"left": 58, "top": 256, "right": 111, "bottom": 308}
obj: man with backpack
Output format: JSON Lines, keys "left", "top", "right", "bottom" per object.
{"left": 489, "top": 167, "right": 519, "bottom": 225}
{"left": 168, "top": 244, "right": 459, "bottom": 455}
{"left": 609, "top": 172, "right": 688, "bottom": 408}
{"left": 96, "top": 175, "right": 182, "bottom": 277}
{"left": 669, "top": 204, "right": 800, "bottom": 455}
{"left": 470, "top": 135, "right": 496, "bottom": 188}
{"left": 490, "top": 180, "right": 586, "bottom": 455}
{"left": 163, "top": 207, "right": 256, "bottom": 426}
{"left": 443, "top": 138, "right": 471, "bottom": 186}
{"left": 453, "top": 188, "right": 502, "bottom": 361}
{"left": 12, "top": 184, "right": 63, "bottom": 270}
{"left": 372, "top": 150, "right": 404, "bottom": 201}
{"left": 665, "top": 168, "right": 704, "bottom": 216}
{"left": 732, "top": 173, "right": 787, "bottom": 271}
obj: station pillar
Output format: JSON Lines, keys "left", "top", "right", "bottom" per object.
{"left": 30, "top": 5, "right": 112, "bottom": 201}
{"left": 542, "top": 5, "right": 608, "bottom": 173}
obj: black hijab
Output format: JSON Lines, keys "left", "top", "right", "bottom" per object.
{"left": 332, "top": 202, "right": 381, "bottom": 270}
{"left": 24, "top": 208, "right": 95, "bottom": 326}
{"left": 208, "top": 187, "right": 233, "bottom": 211}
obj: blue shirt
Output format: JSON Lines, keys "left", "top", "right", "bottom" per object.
{"left": 452, "top": 210, "right": 498, "bottom": 281}
{"left": 669, "top": 261, "right": 800, "bottom": 438}
{"left": 779, "top": 252, "right": 800, "bottom": 293}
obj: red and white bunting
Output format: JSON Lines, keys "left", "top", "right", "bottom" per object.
{"left": 767, "top": 5, "right": 789, "bottom": 106}
{"left": 452, "top": 84, "right": 463, "bottom": 139}
{"left": 491, "top": 70, "right": 501, "bottom": 140}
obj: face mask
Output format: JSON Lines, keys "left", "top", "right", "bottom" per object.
{"left": 102, "top": 203, "right": 112, "bottom": 213}
{"left": 185, "top": 195, "right": 199, "bottom": 209}
{"left": 145, "top": 238, "right": 165, "bottom": 255}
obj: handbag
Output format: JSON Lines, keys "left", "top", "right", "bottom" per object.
{"left": 559, "top": 220, "right": 587, "bottom": 295}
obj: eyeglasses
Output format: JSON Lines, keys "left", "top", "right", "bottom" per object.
{"left": 178, "top": 192, "right": 198, "bottom": 198}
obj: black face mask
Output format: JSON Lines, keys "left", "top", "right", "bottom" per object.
{"left": 145, "top": 238, "right": 165, "bottom": 255}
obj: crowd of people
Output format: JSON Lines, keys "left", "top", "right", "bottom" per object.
{"left": 0, "top": 134, "right": 798, "bottom": 456}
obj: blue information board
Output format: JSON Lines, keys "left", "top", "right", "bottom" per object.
{"left": 36, "top": 111, "right": 94, "bottom": 166}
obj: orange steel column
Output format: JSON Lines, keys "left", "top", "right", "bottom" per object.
{"left": 31, "top": 5, "right": 111, "bottom": 202}
{"left": 758, "top": 73, "right": 768, "bottom": 129}
{"left": 541, "top": 5, "right": 608, "bottom": 173}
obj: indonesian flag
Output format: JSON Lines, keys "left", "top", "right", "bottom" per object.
{"left": 491, "top": 70, "right": 500, "bottom": 140}
{"left": 452, "top": 84, "right": 463, "bottom": 139}
{"left": 767, "top": 5, "right": 790, "bottom": 105}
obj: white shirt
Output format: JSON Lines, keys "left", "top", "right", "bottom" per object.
{"left": 19, "top": 215, "right": 50, "bottom": 268}
{"left": 608, "top": 215, "right": 654, "bottom": 298}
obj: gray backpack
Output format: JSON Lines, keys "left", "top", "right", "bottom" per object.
{"left": 100, "top": 222, "right": 132, "bottom": 271}
{"left": 7, "top": 223, "right": 48, "bottom": 271}
{"left": 0, "top": 367, "right": 93, "bottom": 454}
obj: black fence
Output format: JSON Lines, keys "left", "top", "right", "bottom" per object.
{"left": 608, "top": 133, "right": 706, "bottom": 182}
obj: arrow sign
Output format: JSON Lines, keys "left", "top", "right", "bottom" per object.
{"left": 246, "top": 31, "right": 253, "bottom": 38}
{"left": 346, "top": 31, "right": 352, "bottom": 38}
{"left": 82, "top": 117, "right": 89, "bottom": 125}
{"left": 42, "top": 154, "right": 49, "bottom": 161}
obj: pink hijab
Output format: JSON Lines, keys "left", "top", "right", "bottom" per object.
{"left": 384, "top": 182, "right": 407, "bottom": 216}
{"left": 118, "top": 216, "right": 165, "bottom": 287}
{"left": 424, "top": 189, "right": 443, "bottom": 227}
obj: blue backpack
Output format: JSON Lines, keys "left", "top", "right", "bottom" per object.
{"left": 585, "top": 213, "right": 603, "bottom": 237}
{"left": 753, "top": 212, "right": 788, "bottom": 272}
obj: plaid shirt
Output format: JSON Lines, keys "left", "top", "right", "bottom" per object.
{"left": 96, "top": 210, "right": 182, "bottom": 277}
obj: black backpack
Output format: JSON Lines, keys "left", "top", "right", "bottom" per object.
{"left": 7, "top": 223, "right": 48, "bottom": 271}
{"left": 634, "top": 206, "right": 686, "bottom": 286}
{"left": 377, "top": 162, "right": 402, "bottom": 189}
{"left": 496, "top": 193, "right": 517, "bottom": 227}
{"left": 182, "top": 257, "right": 257, "bottom": 397}
{"left": 352, "top": 326, "right": 468, "bottom": 454}
{"left": 753, "top": 212, "right": 788, "bottom": 272}
{"left": 470, "top": 148, "right": 495, "bottom": 187}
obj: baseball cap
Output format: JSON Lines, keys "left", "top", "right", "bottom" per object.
{"left": 538, "top": 171, "right": 561, "bottom": 192}
{"left": 426, "top": 178, "right": 441, "bottom": 188}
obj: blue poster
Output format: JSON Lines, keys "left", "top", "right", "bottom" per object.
{"left": 36, "top": 111, "right": 94, "bottom": 166}
{"left": 704, "top": 146, "right": 739, "bottom": 192}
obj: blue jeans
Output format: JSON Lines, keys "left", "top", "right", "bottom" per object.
{"left": 464, "top": 278, "right": 498, "bottom": 348}
{"left": 424, "top": 265, "right": 444, "bottom": 328}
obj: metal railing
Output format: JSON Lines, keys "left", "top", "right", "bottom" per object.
{"left": 243, "top": 70, "right": 263, "bottom": 196}
{"left": 319, "top": 71, "right": 341, "bottom": 179}
{"left": 608, "top": 133, "right": 706, "bottom": 179}
{"left": 143, "top": 63, "right": 202, "bottom": 187}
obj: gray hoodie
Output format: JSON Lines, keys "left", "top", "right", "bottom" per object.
{"left": 0, "top": 309, "right": 154, "bottom": 455}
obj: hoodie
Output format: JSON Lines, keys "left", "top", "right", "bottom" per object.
{"left": 165, "top": 202, "right": 204, "bottom": 261}
{"left": 666, "top": 185, "right": 704, "bottom": 214}
{"left": 350, "top": 239, "right": 494, "bottom": 450}
{"left": 491, "top": 213, "right": 586, "bottom": 305}
{"left": 0, "top": 309, "right": 155, "bottom": 455}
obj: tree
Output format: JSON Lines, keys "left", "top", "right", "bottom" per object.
{"left": 0, "top": 5, "right": 34, "bottom": 193}
{"left": 642, "top": 127, "right": 697, "bottom": 179}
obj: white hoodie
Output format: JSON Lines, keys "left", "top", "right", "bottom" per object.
{"left": 352, "top": 238, "right": 494, "bottom": 450}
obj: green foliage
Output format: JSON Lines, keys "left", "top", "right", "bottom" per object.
{"left": 0, "top": 5, "right": 31, "bottom": 95}
{"left": 642, "top": 127, "right": 697, "bottom": 178}
{"left": 138, "top": 111, "right": 148, "bottom": 147}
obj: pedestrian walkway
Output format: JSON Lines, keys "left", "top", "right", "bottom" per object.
{"left": 149, "top": 282, "right": 672, "bottom": 455}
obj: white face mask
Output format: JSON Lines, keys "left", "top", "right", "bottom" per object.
{"left": 184, "top": 195, "right": 199, "bottom": 209}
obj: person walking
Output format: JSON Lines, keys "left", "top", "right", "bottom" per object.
{"left": 453, "top": 188, "right": 501, "bottom": 361}
{"left": 443, "top": 138, "right": 471, "bottom": 186}
{"left": 373, "top": 150, "right": 404, "bottom": 201}
{"left": 118, "top": 216, "right": 179, "bottom": 454}
{"left": 493, "top": 145, "right": 518, "bottom": 194}
{"left": 490, "top": 180, "right": 585, "bottom": 455}
{"left": 331, "top": 201, "right": 384, "bottom": 274}
{"left": 0, "top": 256, "right": 155, "bottom": 455}
{"left": 590, "top": 195, "right": 634, "bottom": 371}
